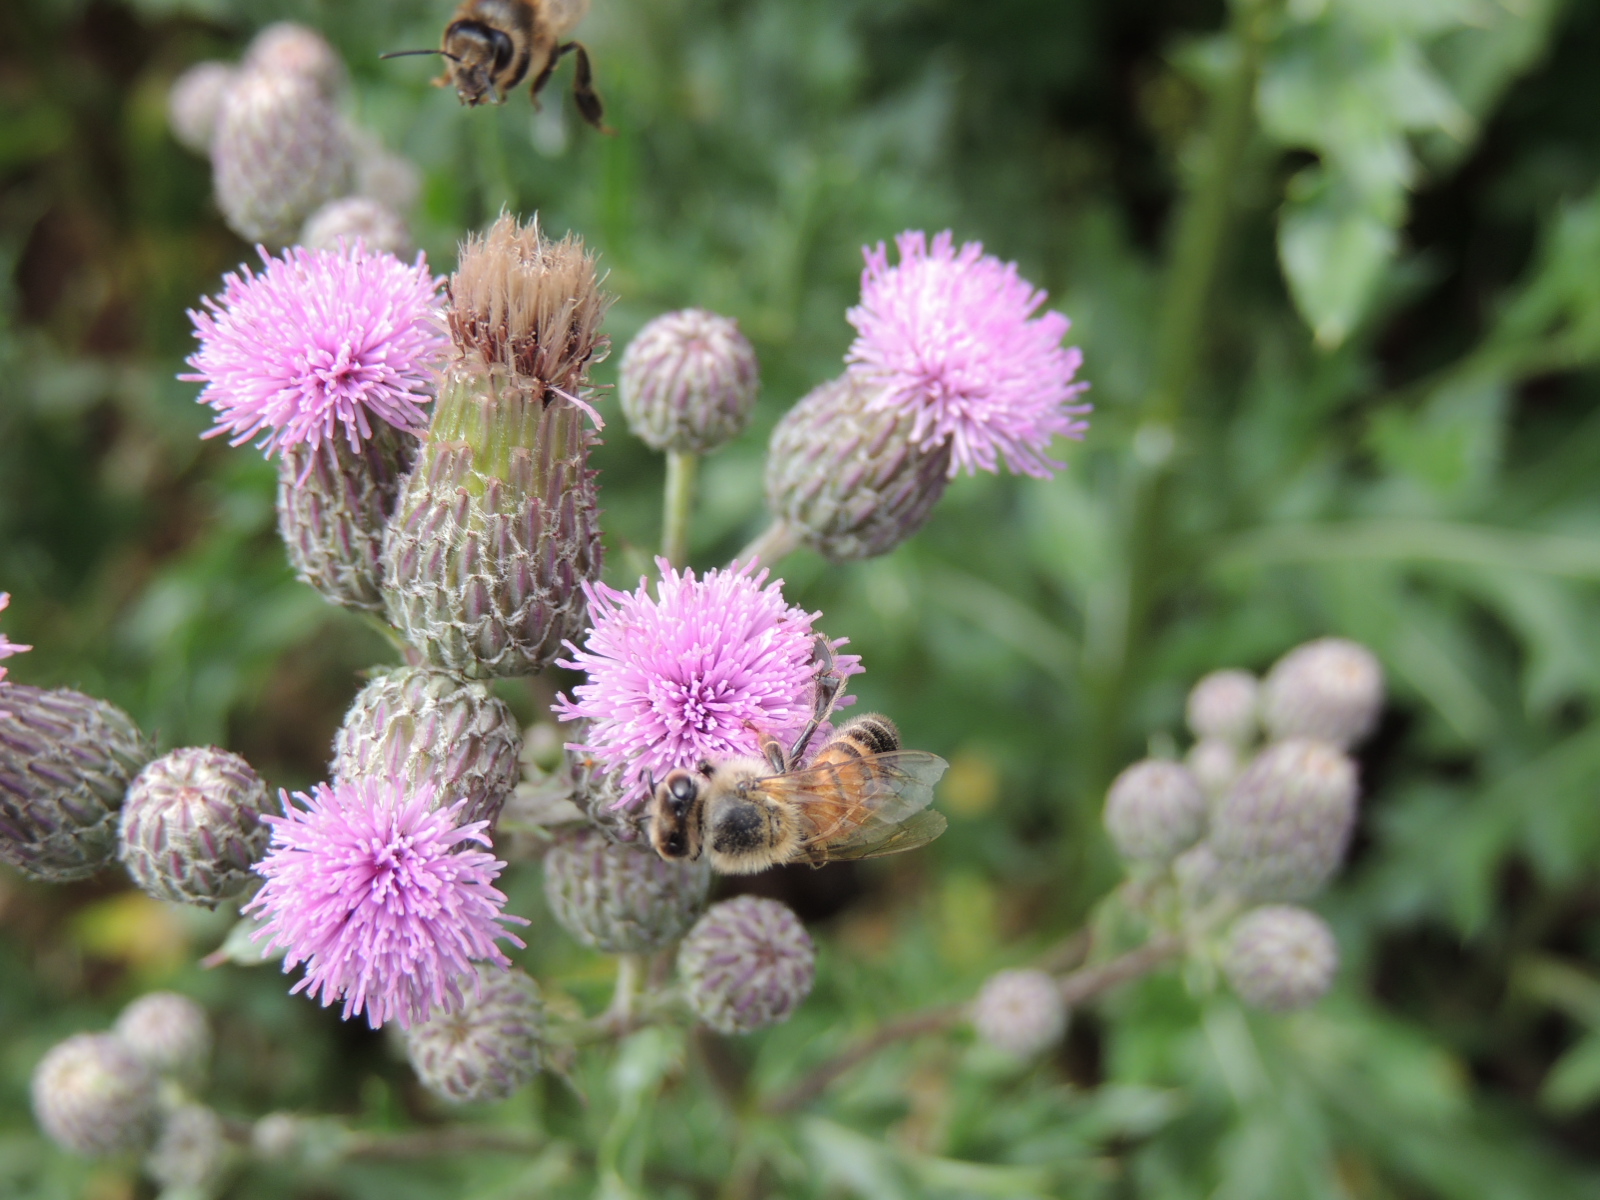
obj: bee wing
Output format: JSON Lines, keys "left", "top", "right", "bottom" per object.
{"left": 754, "top": 750, "right": 949, "bottom": 860}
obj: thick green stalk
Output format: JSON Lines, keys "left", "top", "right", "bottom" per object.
{"left": 1083, "top": 0, "right": 1277, "bottom": 792}
{"left": 661, "top": 450, "right": 699, "bottom": 568}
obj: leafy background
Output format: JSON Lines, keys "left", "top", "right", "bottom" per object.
{"left": 5, "top": 0, "right": 1600, "bottom": 1196}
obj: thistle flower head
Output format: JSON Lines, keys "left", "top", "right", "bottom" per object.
{"left": 244, "top": 22, "right": 347, "bottom": 97}
{"left": 555, "top": 560, "right": 862, "bottom": 808}
{"left": 167, "top": 61, "right": 237, "bottom": 154}
{"left": 972, "top": 969, "right": 1068, "bottom": 1057}
{"left": 245, "top": 779, "right": 526, "bottom": 1029}
{"left": 0, "top": 593, "right": 28, "bottom": 694}
{"left": 846, "top": 230, "right": 1090, "bottom": 478}
{"left": 32, "top": 1033, "right": 160, "bottom": 1157}
{"left": 114, "top": 992, "right": 211, "bottom": 1084}
{"left": 678, "top": 896, "right": 816, "bottom": 1035}
{"left": 1222, "top": 905, "right": 1339, "bottom": 1012}
{"left": 183, "top": 244, "right": 446, "bottom": 462}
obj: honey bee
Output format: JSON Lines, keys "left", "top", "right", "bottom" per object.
{"left": 647, "top": 640, "right": 949, "bottom": 874}
{"left": 383, "top": 0, "right": 612, "bottom": 132}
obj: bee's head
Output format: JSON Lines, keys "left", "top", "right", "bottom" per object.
{"left": 648, "top": 768, "right": 704, "bottom": 861}
{"left": 441, "top": 19, "right": 515, "bottom": 105}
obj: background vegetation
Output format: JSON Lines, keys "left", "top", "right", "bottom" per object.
{"left": 5, "top": 0, "right": 1600, "bottom": 1196}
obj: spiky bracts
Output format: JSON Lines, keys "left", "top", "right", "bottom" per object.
{"left": 405, "top": 965, "right": 544, "bottom": 1103}
{"left": 543, "top": 824, "right": 711, "bottom": 953}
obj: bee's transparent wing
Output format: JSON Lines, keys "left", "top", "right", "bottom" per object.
{"left": 756, "top": 750, "right": 949, "bottom": 861}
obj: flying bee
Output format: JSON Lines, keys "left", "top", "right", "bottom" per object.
{"left": 647, "top": 639, "right": 949, "bottom": 875}
{"left": 382, "top": 0, "right": 612, "bottom": 132}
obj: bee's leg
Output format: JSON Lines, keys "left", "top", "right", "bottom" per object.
{"left": 562, "top": 41, "right": 615, "bottom": 134}
{"left": 787, "top": 635, "right": 844, "bottom": 767}
{"left": 527, "top": 45, "right": 560, "bottom": 110}
{"left": 757, "top": 732, "right": 788, "bottom": 775}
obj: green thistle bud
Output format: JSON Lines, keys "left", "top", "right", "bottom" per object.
{"left": 212, "top": 69, "right": 354, "bottom": 246}
{"left": 383, "top": 215, "right": 609, "bottom": 677}
{"left": 146, "top": 1104, "right": 228, "bottom": 1193}
{"left": 405, "top": 965, "right": 544, "bottom": 1103}
{"left": 243, "top": 22, "right": 348, "bottom": 99}
{"left": 1261, "top": 637, "right": 1385, "bottom": 749}
{"left": 0, "top": 686, "right": 151, "bottom": 882}
{"left": 119, "top": 746, "right": 272, "bottom": 906}
{"left": 1185, "top": 669, "right": 1259, "bottom": 746}
{"left": 277, "top": 420, "right": 418, "bottom": 613}
{"left": 765, "top": 373, "right": 951, "bottom": 562}
{"left": 32, "top": 1033, "right": 160, "bottom": 1158}
{"left": 333, "top": 666, "right": 521, "bottom": 827}
{"left": 168, "top": 61, "right": 237, "bottom": 155}
{"left": 543, "top": 824, "right": 711, "bottom": 953}
{"left": 1209, "top": 739, "right": 1358, "bottom": 901}
{"left": 1103, "top": 759, "right": 1207, "bottom": 866}
{"left": 1222, "top": 905, "right": 1339, "bottom": 1012}
{"left": 114, "top": 992, "right": 211, "bottom": 1085}
{"left": 971, "top": 969, "right": 1067, "bottom": 1057}
{"left": 619, "top": 309, "right": 759, "bottom": 454}
{"left": 679, "top": 896, "right": 815, "bottom": 1035}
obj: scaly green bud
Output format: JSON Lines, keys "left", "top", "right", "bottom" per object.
{"left": 544, "top": 824, "right": 710, "bottom": 953}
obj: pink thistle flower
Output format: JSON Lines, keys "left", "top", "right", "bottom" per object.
{"left": 555, "top": 560, "right": 862, "bottom": 809}
{"left": 0, "top": 593, "right": 30, "bottom": 699}
{"left": 245, "top": 779, "right": 526, "bottom": 1029}
{"left": 846, "top": 230, "right": 1090, "bottom": 478}
{"left": 183, "top": 244, "right": 446, "bottom": 463}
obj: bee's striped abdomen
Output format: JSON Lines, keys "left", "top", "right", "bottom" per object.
{"left": 801, "top": 714, "right": 901, "bottom": 842}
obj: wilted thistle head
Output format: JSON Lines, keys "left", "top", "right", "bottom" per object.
{"left": 1208, "top": 738, "right": 1359, "bottom": 901}
{"left": 302, "top": 196, "right": 413, "bottom": 257}
{"left": 1186, "top": 669, "right": 1260, "bottom": 746}
{"left": 244, "top": 22, "right": 347, "bottom": 97}
{"left": 971, "top": 969, "right": 1068, "bottom": 1057}
{"left": 184, "top": 244, "right": 445, "bottom": 462}
{"left": 405, "top": 965, "right": 545, "bottom": 1104}
{"left": 211, "top": 69, "right": 353, "bottom": 245}
{"left": 114, "top": 992, "right": 211, "bottom": 1084}
{"left": 678, "top": 896, "right": 816, "bottom": 1035}
{"left": 556, "top": 560, "right": 861, "bottom": 808}
{"left": 619, "top": 308, "right": 759, "bottom": 454}
{"left": 0, "top": 686, "right": 150, "bottom": 882}
{"left": 119, "top": 746, "right": 273, "bottom": 906}
{"left": 544, "top": 823, "right": 711, "bottom": 952}
{"left": 32, "top": 1033, "right": 160, "bottom": 1157}
{"left": 448, "top": 213, "right": 612, "bottom": 401}
{"left": 846, "top": 230, "right": 1090, "bottom": 478}
{"left": 245, "top": 779, "right": 527, "bottom": 1029}
{"left": 1261, "top": 637, "right": 1385, "bottom": 749}
{"left": 167, "top": 61, "right": 237, "bottom": 154}
{"left": 146, "top": 1104, "right": 228, "bottom": 1193}
{"left": 1222, "top": 905, "right": 1339, "bottom": 1012}
{"left": 1103, "top": 759, "right": 1208, "bottom": 866}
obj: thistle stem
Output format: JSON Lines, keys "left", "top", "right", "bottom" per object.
{"left": 662, "top": 450, "right": 699, "bottom": 568}
{"left": 736, "top": 520, "right": 799, "bottom": 568}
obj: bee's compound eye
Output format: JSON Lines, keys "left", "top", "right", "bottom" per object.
{"left": 669, "top": 775, "right": 697, "bottom": 802}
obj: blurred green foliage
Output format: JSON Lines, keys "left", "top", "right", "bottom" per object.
{"left": 7, "top": 0, "right": 1600, "bottom": 1196}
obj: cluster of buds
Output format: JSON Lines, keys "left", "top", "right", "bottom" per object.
{"left": 1101, "top": 637, "right": 1385, "bottom": 1013}
{"left": 168, "top": 23, "right": 418, "bottom": 251}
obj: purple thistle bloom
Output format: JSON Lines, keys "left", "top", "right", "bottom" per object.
{"left": 0, "top": 594, "right": 29, "bottom": 710}
{"left": 245, "top": 779, "right": 526, "bottom": 1029}
{"left": 846, "top": 230, "right": 1090, "bottom": 478}
{"left": 555, "top": 559, "right": 862, "bottom": 809}
{"left": 183, "top": 244, "right": 446, "bottom": 462}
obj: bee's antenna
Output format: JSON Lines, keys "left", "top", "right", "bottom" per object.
{"left": 380, "top": 48, "right": 463, "bottom": 62}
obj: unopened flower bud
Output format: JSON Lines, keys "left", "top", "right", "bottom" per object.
{"left": 1209, "top": 739, "right": 1358, "bottom": 901}
{"left": 678, "top": 896, "right": 815, "bottom": 1034}
{"left": 0, "top": 686, "right": 151, "bottom": 882}
{"left": 1173, "top": 842, "right": 1226, "bottom": 906}
{"left": 1103, "top": 759, "right": 1207, "bottom": 865}
{"left": 212, "top": 70, "right": 354, "bottom": 246}
{"left": 765, "top": 373, "right": 950, "bottom": 562}
{"left": 405, "top": 965, "right": 544, "bottom": 1103}
{"left": 114, "top": 992, "right": 211, "bottom": 1085}
{"left": 1261, "top": 638, "right": 1384, "bottom": 749}
{"left": 1222, "top": 905, "right": 1338, "bottom": 1012}
{"left": 619, "top": 309, "right": 759, "bottom": 454}
{"left": 544, "top": 824, "right": 710, "bottom": 953}
{"left": 333, "top": 666, "right": 522, "bottom": 828}
{"left": 277, "top": 420, "right": 419, "bottom": 612}
{"left": 383, "top": 215, "right": 609, "bottom": 677}
{"left": 1186, "top": 669, "right": 1259, "bottom": 746}
{"left": 32, "top": 1034, "right": 160, "bottom": 1157}
{"left": 1186, "top": 737, "right": 1241, "bottom": 799}
{"left": 146, "top": 1104, "right": 228, "bottom": 1192}
{"left": 119, "top": 746, "right": 272, "bottom": 906}
{"left": 972, "top": 969, "right": 1067, "bottom": 1057}
{"left": 168, "top": 61, "right": 237, "bottom": 154}
{"left": 244, "top": 22, "right": 347, "bottom": 98}
{"left": 302, "top": 196, "right": 413, "bottom": 257}
{"left": 251, "top": 1112, "right": 349, "bottom": 1168}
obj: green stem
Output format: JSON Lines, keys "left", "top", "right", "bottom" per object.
{"left": 1084, "top": 0, "right": 1277, "bottom": 794}
{"left": 662, "top": 450, "right": 700, "bottom": 568}
{"left": 735, "top": 520, "right": 799, "bottom": 567}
